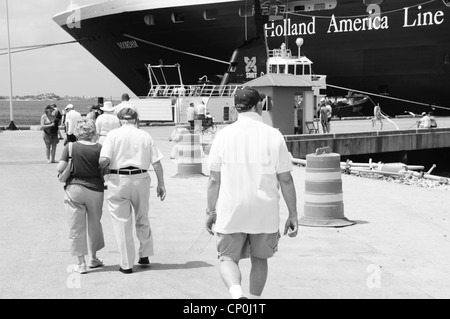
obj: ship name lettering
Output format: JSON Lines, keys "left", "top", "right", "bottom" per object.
{"left": 265, "top": 17, "right": 316, "bottom": 38}
{"left": 403, "top": 6, "right": 444, "bottom": 28}
{"left": 327, "top": 14, "right": 388, "bottom": 33}
{"left": 117, "top": 40, "right": 139, "bottom": 50}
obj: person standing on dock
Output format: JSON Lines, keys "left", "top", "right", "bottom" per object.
{"left": 95, "top": 101, "right": 121, "bottom": 145}
{"left": 64, "top": 104, "right": 82, "bottom": 145}
{"left": 319, "top": 102, "right": 329, "bottom": 133}
{"left": 195, "top": 101, "right": 207, "bottom": 121}
{"left": 418, "top": 112, "right": 431, "bottom": 129}
{"left": 99, "top": 107, "right": 166, "bottom": 274}
{"left": 429, "top": 112, "right": 438, "bottom": 128}
{"left": 187, "top": 103, "right": 196, "bottom": 130}
{"left": 205, "top": 87, "right": 299, "bottom": 299}
{"left": 115, "top": 93, "right": 140, "bottom": 128}
{"left": 41, "top": 105, "right": 60, "bottom": 163}
{"left": 371, "top": 104, "right": 383, "bottom": 131}
{"left": 51, "top": 104, "right": 64, "bottom": 140}
{"left": 325, "top": 101, "right": 333, "bottom": 133}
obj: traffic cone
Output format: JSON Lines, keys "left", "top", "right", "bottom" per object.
{"left": 299, "top": 147, "right": 355, "bottom": 228}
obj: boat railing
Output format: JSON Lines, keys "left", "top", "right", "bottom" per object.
{"left": 147, "top": 84, "right": 244, "bottom": 98}
{"left": 269, "top": 48, "right": 292, "bottom": 58}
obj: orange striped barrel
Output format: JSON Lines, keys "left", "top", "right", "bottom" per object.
{"left": 176, "top": 133, "right": 203, "bottom": 176}
{"left": 300, "top": 152, "right": 355, "bottom": 227}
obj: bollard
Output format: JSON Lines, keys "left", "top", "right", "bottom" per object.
{"left": 299, "top": 148, "right": 355, "bottom": 228}
{"left": 175, "top": 132, "right": 205, "bottom": 177}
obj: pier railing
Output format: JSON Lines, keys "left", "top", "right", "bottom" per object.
{"left": 147, "top": 84, "right": 244, "bottom": 98}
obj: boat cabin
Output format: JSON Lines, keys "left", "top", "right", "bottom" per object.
{"left": 266, "top": 42, "right": 327, "bottom": 99}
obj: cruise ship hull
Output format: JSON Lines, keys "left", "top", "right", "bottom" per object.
{"left": 54, "top": 0, "right": 450, "bottom": 116}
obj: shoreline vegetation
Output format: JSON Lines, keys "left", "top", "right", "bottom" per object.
{"left": 0, "top": 93, "right": 94, "bottom": 102}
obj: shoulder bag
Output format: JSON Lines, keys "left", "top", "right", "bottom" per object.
{"left": 58, "top": 142, "right": 73, "bottom": 183}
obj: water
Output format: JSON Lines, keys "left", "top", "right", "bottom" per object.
{"left": 0, "top": 99, "right": 120, "bottom": 126}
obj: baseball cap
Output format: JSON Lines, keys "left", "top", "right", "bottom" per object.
{"left": 234, "top": 87, "right": 265, "bottom": 111}
{"left": 65, "top": 104, "right": 74, "bottom": 110}
{"left": 117, "top": 107, "right": 138, "bottom": 120}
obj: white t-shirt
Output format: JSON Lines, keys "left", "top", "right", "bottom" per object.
{"left": 195, "top": 104, "right": 206, "bottom": 116}
{"left": 114, "top": 101, "right": 139, "bottom": 116}
{"left": 95, "top": 113, "right": 121, "bottom": 143}
{"left": 187, "top": 106, "right": 196, "bottom": 121}
{"left": 208, "top": 112, "right": 293, "bottom": 234}
{"left": 65, "top": 110, "right": 82, "bottom": 135}
{"left": 100, "top": 124, "right": 163, "bottom": 170}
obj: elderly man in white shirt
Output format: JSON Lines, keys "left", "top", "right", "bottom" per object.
{"left": 64, "top": 104, "right": 82, "bottom": 145}
{"left": 95, "top": 101, "right": 121, "bottom": 145}
{"left": 206, "top": 87, "right": 299, "bottom": 299}
{"left": 99, "top": 107, "right": 166, "bottom": 274}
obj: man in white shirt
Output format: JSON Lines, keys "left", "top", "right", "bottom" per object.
{"left": 206, "top": 87, "right": 299, "bottom": 299}
{"left": 99, "top": 107, "right": 166, "bottom": 274}
{"left": 325, "top": 101, "right": 333, "bottom": 132}
{"left": 195, "top": 102, "right": 207, "bottom": 121}
{"left": 95, "top": 101, "right": 121, "bottom": 145}
{"left": 418, "top": 112, "right": 431, "bottom": 128}
{"left": 186, "top": 103, "right": 196, "bottom": 130}
{"left": 64, "top": 104, "right": 82, "bottom": 145}
{"left": 114, "top": 93, "right": 140, "bottom": 128}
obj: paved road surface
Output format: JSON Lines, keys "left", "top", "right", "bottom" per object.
{"left": 0, "top": 124, "right": 450, "bottom": 300}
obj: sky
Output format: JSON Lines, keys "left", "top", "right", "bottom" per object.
{"left": 0, "top": 0, "right": 132, "bottom": 98}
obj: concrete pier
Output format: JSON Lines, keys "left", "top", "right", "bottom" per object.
{"left": 286, "top": 127, "right": 450, "bottom": 159}
{"left": 1, "top": 125, "right": 450, "bottom": 300}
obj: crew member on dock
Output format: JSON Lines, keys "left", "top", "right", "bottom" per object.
{"left": 187, "top": 103, "right": 196, "bottom": 130}
{"left": 371, "top": 104, "right": 383, "bottom": 131}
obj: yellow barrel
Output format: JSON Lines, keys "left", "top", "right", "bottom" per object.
{"left": 176, "top": 132, "right": 204, "bottom": 176}
{"left": 300, "top": 152, "right": 355, "bottom": 227}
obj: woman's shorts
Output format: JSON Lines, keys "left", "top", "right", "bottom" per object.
{"left": 43, "top": 133, "right": 59, "bottom": 146}
{"left": 216, "top": 232, "right": 280, "bottom": 262}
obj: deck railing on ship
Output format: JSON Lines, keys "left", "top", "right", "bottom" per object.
{"left": 147, "top": 84, "right": 244, "bottom": 98}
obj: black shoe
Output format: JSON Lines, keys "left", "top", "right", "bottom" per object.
{"left": 119, "top": 267, "right": 133, "bottom": 274}
{"left": 138, "top": 257, "right": 150, "bottom": 265}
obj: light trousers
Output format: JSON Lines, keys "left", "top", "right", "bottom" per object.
{"left": 106, "top": 173, "right": 154, "bottom": 270}
{"left": 65, "top": 185, "right": 105, "bottom": 257}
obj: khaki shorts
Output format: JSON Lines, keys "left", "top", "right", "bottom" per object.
{"left": 216, "top": 232, "right": 280, "bottom": 262}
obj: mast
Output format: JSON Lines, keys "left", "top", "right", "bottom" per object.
{"left": 6, "top": 0, "right": 17, "bottom": 130}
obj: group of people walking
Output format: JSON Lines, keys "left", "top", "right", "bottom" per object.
{"left": 50, "top": 87, "right": 298, "bottom": 300}
{"left": 55, "top": 97, "right": 167, "bottom": 276}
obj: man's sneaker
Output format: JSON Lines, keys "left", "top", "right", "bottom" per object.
{"left": 138, "top": 257, "right": 150, "bottom": 265}
{"left": 119, "top": 268, "right": 133, "bottom": 274}
{"left": 88, "top": 258, "right": 104, "bottom": 269}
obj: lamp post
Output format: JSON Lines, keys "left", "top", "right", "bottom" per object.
{"left": 6, "top": 0, "right": 17, "bottom": 130}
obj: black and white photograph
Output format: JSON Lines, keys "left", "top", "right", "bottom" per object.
{"left": 1, "top": 0, "right": 450, "bottom": 304}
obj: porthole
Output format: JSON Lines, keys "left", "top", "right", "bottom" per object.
{"left": 171, "top": 12, "right": 185, "bottom": 23}
{"left": 144, "top": 15, "right": 155, "bottom": 26}
{"left": 204, "top": 9, "right": 218, "bottom": 20}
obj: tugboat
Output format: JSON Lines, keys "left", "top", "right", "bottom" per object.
{"left": 140, "top": 37, "right": 327, "bottom": 127}
{"left": 265, "top": 38, "right": 327, "bottom": 100}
